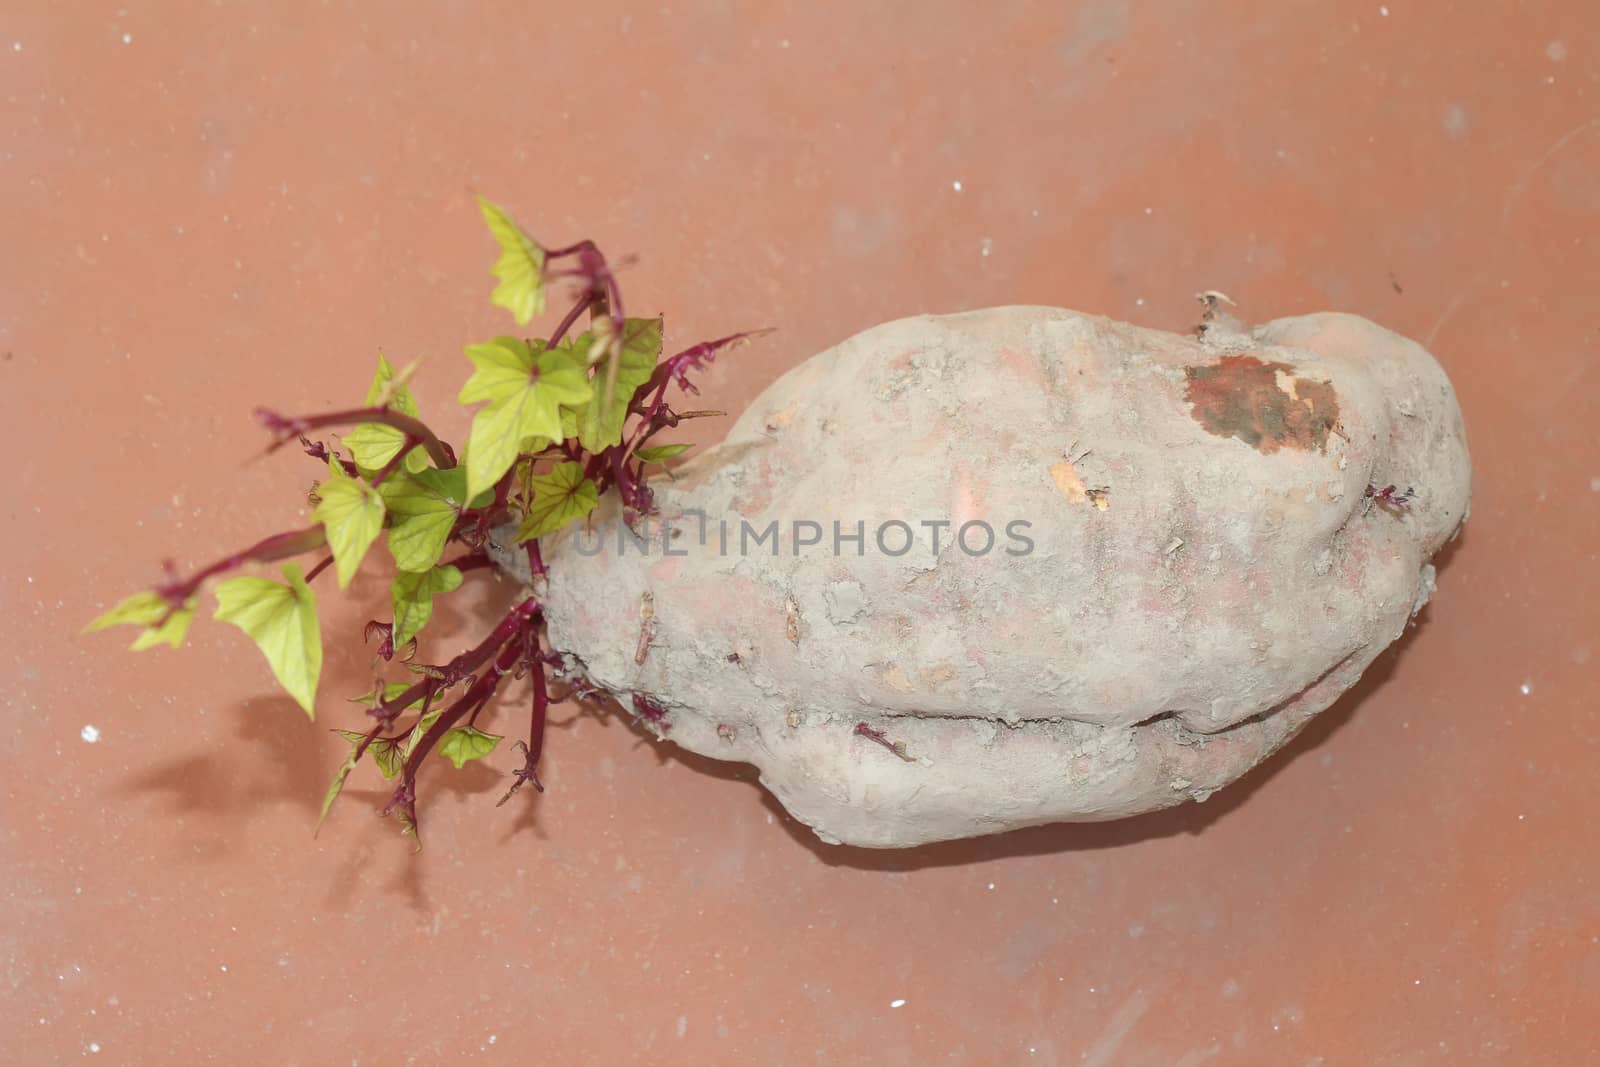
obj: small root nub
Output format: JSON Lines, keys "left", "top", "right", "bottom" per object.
{"left": 854, "top": 722, "right": 912, "bottom": 761}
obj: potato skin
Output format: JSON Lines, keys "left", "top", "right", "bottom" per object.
{"left": 513, "top": 307, "right": 1470, "bottom": 847}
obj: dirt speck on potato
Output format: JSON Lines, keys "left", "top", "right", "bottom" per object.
{"left": 1183, "top": 354, "right": 1339, "bottom": 454}
{"left": 1049, "top": 454, "right": 1110, "bottom": 509}
{"left": 1049, "top": 459, "right": 1090, "bottom": 502}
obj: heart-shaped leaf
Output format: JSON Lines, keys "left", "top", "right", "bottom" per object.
{"left": 477, "top": 196, "right": 546, "bottom": 325}
{"left": 458, "top": 337, "right": 592, "bottom": 498}
{"left": 390, "top": 564, "right": 463, "bottom": 648}
{"left": 514, "top": 461, "right": 599, "bottom": 542}
{"left": 438, "top": 726, "right": 502, "bottom": 770}
{"left": 213, "top": 562, "right": 322, "bottom": 718}
{"left": 313, "top": 459, "right": 386, "bottom": 588}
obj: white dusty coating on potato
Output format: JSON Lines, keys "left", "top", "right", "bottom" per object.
{"left": 495, "top": 307, "right": 1471, "bottom": 848}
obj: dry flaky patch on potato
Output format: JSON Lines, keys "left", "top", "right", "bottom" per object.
{"left": 504, "top": 306, "right": 1471, "bottom": 848}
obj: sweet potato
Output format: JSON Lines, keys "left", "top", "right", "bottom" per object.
{"left": 496, "top": 305, "right": 1471, "bottom": 847}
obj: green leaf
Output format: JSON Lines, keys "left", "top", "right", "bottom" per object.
{"left": 364, "top": 353, "right": 419, "bottom": 411}
{"left": 438, "top": 726, "right": 502, "bottom": 770}
{"left": 347, "top": 682, "right": 432, "bottom": 709}
{"left": 400, "top": 706, "right": 445, "bottom": 763}
{"left": 213, "top": 562, "right": 322, "bottom": 718}
{"left": 391, "top": 564, "right": 463, "bottom": 648}
{"left": 344, "top": 355, "right": 428, "bottom": 474}
{"left": 573, "top": 318, "right": 663, "bottom": 452}
{"left": 514, "top": 461, "right": 600, "bottom": 542}
{"left": 370, "top": 739, "right": 403, "bottom": 780}
{"left": 458, "top": 337, "right": 592, "bottom": 498}
{"left": 84, "top": 590, "right": 199, "bottom": 650}
{"left": 83, "top": 590, "right": 168, "bottom": 632}
{"left": 396, "top": 807, "right": 421, "bottom": 850}
{"left": 313, "top": 459, "right": 386, "bottom": 588}
{"left": 379, "top": 467, "right": 470, "bottom": 573}
{"left": 128, "top": 597, "right": 197, "bottom": 651}
{"left": 336, "top": 729, "right": 404, "bottom": 781}
{"left": 343, "top": 425, "right": 430, "bottom": 476}
{"left": 318, "top": 745, "right": 361, "bottom": 833}
{"left": 635, "top": 443, "right": 692, "bottom": 464}
{"left": 478, "top": 196, "right": 546, "bottom": 325}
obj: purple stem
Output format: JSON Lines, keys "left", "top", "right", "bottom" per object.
{"left": 369, "top": 434, "right": 420, "bottom": 487}
{"left": 370, "top": 596, "right": 540, "bottom": 724}
{"left": 547, "top": 291, "right": 596, "bottom": 349}
{"left": 257, "top": 407, "right": 455, "bottom": 468}
{"left": 444, "top": 549, "right": 494, "bottom": 573}
{"left": 156, "top": 525, "right": 328, "bottom": 606}
{"left": 304, "top": 554, "right": 336, "bottom": 584}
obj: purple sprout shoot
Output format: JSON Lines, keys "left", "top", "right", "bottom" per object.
{"left": 84, "top": 196, "right": 762, "bottom": 848}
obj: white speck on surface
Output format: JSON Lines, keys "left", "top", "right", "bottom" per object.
{"left": 121, "top": 32, "right": 132, "bottom": 44}
{"left": 889, "top": 998, "right": 906, "bottom": 1008}
{"left": 951, "top": 180, "right": 963, "bottom": 192}
{"left": 89, "top": 1044, "right": 101, "bottom": 1054}
{"left": 1520, "top": 682, "right": 1532, "bottom": 696}
{"left": 1588, "top": 477, "right": 1599, "bottom": 492}
{"left": 80, "top": 725, "right": 100, "bottom": 743}
{"left": 11, "top": 41, "right": 20, "bottom": 52}
{"left": 1546, "top": 40, "right": 1567, "bottom": 62}
{"left": 1135, "top": 297, "right": 1145, "bottom": 306}
{"left": 219, "top": 965, "right": 228, "bottom": 973}
{"left": 980, "top": 237, "right": 993, "bottom": 257}
{"left": 779, "top": 38, "right": 790, "bottom": 48}
{"left": 1143, "top": 206, "right": 1152, "bottom": 215}
{"left": 1379, "top": 5, "right": 1389, "bottom": 14}
{"left": 487, "top": 1034, "right": 497, "bottom": 1046}
{"left": 676, "top": 1016, "right": 687, "bottom": 1037}
{"left": 1414, "top": 978, "right": 1422, "bottom": 985}
{"left": 987, "top": 882, "right": 995, "bottom": 890}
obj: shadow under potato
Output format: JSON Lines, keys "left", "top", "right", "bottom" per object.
{"left": 119, "top": 604, "right": 1419, "bottom": 868}
{"left": 124, "top": 529, "right": 1462, "bottom": 873}
{"left": 604, "top": 562, "right": 1445, "bottom": 873}
{"left": 666, "top": 631, "right": 1406, "bottom": 871}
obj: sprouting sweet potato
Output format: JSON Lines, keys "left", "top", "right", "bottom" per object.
{"left": 514, "top": 304, "right": 1471, "bottom": 847}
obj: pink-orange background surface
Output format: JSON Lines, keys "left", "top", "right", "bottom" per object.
{"left": 4, "top": 3, "right": 1598, "bottom": 1063}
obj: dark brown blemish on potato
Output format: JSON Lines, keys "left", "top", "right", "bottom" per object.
{"left": 1183, "top": 354, "right": 1339, "bottom": 454}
